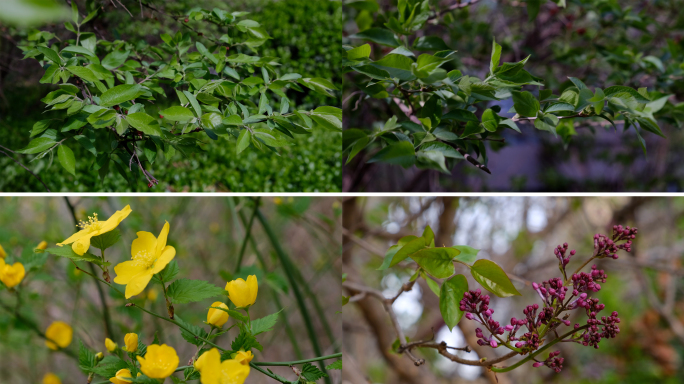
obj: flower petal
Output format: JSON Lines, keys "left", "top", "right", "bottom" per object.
{"left": 125, "top": 272, "right": 153, "bottom": 299}
{"left": 246, "top": 275, "right": 258, "bottom": 306}
{"left": 196, "top": 348, "right": 221, "bottom": 384}
{"left": 151, "top": 246, "right": 175, "bottom": 274}
{"left": 98, "top": 205, "right": 132, "bottom": 234}
{"left": 113, "top": 261, "right": 148, "bottom": 285}
{"left": 72, "top": 235, "right": 92, "bottom": 256}
{"left": 57, "top": 228, "right": 90, "bottom": 246}
{"left": 220, "top": 358, "right": 250, "bottom": 384}
{"left": 131, "top": 231, "right": 157, "bottom": 260}
{"left": 156, "top": 221, "right": 170, "bottom": 256}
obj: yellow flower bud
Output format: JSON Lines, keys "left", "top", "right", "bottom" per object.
{"left": 37, "top": 241, "right": 48, "bottom": 250}
{"left": 0, "top": 259, "right": 25, "bottom": 289}
{"left": 42, "top": 373, "right": 61, "bottom": 384}
{"left": 136, "top": 344, "right": 179, "bottom": 379}
{"left": 105, "top": 338, "right": 117, "bottom": 352}
{"left": 45, "top": 321, "right": 73, "bottom": 350}
{"left": 234, "top": 350, "right": 253, "bottom": 365}
{"left": 95, "top": 352, "right": 104, "bottom": 361}
{"left": 124, "top": 333, "right": 138, "bottom": 353}
{"left": 225, "top": 275, "right": 258, "bottom": 308}
{"left": 207, "top": 302, "right": 230, "bottom": 328}
{"left": 147, "top": 289, "right": 158, "bottom": 302}
{"left": 0, "top": 244, "right": 6, "bottom": 258}
{"left": 109, "top": 368, "right": 134, "bottom": 384}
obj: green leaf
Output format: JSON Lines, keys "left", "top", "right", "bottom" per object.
{"left": 377, "top": 236, "right": 424, "bottom": 270}
{"left": 57, "top": 144, "right": 76, "bottom": 176}
{"left": 480, "top": 109, "right": 499, "bottom": 132}
{"left": 166, "top": 279, "right": 225, "bottom": 304}
{"left": 490, "top": 39, "right": 502, "bottom": 74}
{"left": 66, "top": 66, "right": 98, "bottom": 82}
{"left": 534, "top": 113, "right": 559, "bottom": 137}
{"left": 325, "top": 360, "right": 342, "bottom": 370}
{"left": 413, "top": 36, "right": 450, "bottom": 51}
{"left": 409, "top": 248, "right": 459, "bottom": 279}
{"left": 17, "top": 137, "right": 55, "bottom": 154}
{"left": 160, "top": 106, "right": 195, "bottom": 122}
{"left": 439, "top": 274, "right": 468, "bottom": 330}
{"left": 301, "top": 363, "right": 328, "bottom": 382}
{"left": 90, "top": 356, "right": 128, "bottom": 378}
{"left": 310, "top": 107, "right": 342, "bottom": 131}
{"left": 470, "top": 259, "right": 521, "bottom": 297}
{"left": 442, "top": 109, "right": 479, "bottom": 123}
{"left": 101, "top": 50, "right": 129, "bottom": 70}
{"left": 201, "top": 112, "right": 224, "bottom": 130}
{"left": 511, "top": 91, "right": 540, "bottom": 117}
{"left": 451, "top": 246, "right": 480, "bottom": 265}
{"left": 420, "top": 142, "right": 463, "bottom": 159}
{"left": 236, "top": 129, "right": 251, "bottom": 154}
{"left": 182, "top": 91, "right": 202, "bottom": 118}
{"left": 371, "top": 54, "right": 415, "bottom": 81}
{"left": 425, "top": 277, "right": 441, "bottom": 297}
{"left": 210, "top": 306, "right": 248, "bottom": 323}
{"left": 347, "top": 44, "right": 371, "bottom": 60}
{"left": 45, "top": 247, "right": 102, "bottom": 264}
{"left": 78, "top": 340, "right": 96, "bottom": 373}
{"left": 99, "top": 84, "right": 141, "bottom": 107}
{"left": 297, "top": 78, "right": 339, "bottom": 96}
{"left": 604, "top": 86, "right": 650, "bottom": 103}
{"left": 152, "top": 260, "right": 179, "bottom": 284}
{"left": 527, "top": 0, "right": 542, "bottom": 20}
{"left": 349, "top": 27, "right": 400, "bottom": 47}
{"left": 195, "top": 41, "right": 218, "bottom": 64}
{"left": 230, "top": 330, "right": 262, "bottom": 352}
{"left": 70, "top": 0, "right": 78, "bottom": 24}
{"left": 126, "top": 113, "right": 162, "bottom": 136}
{"left": 250, "top": 310, "right": 281, "bottom": 335}
{"left": 223, "top": 115, "right": 243, "bottom": 126}
{"left": 37, "top": 46, "right": 62, "bottom": 64}
{"left": 90, "top": 229, "right": 120, "bottom": 251}
{"left": 367, "top": 141, "right": 415, "bottom": 167}
{"left": 175, "top": 315, "right": 208, "bottom": 347}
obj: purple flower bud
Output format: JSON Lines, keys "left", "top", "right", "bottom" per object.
{"left": 533, "top": 362, "right": 543, "bottom": 367}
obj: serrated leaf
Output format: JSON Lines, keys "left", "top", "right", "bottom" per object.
{"left": 175, "top": 315, "right": 208, "bottom": 346}
{"left": 231, "top": 330, "right": 262, "bottom": 352}
{"left": 78, "top": 340, "right": 96, "bottom": 373}
{"left": 90, "top": 229, "right": 120, "bottom": 251}
{"left": 325, "top": 360, "right": 342, "bottom": 370}
{"left": 250, "top": 310, "right": 281, "bottom": 335}
{"left": 166, "top": 279, "right": 225, "bottom": 304}
{"left": 301, "top": 363, "right": 328, "bottom": 382}
{"left": 45, "top": 247, "right": 102, "bottom": 264}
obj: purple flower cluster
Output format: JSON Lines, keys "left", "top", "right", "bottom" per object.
{"left": 594, "top": 225, "right": 637, "bottom": 259}
{"left": 458, "top": 225, "right": 637, "bottom": 373}
{"left": 533, "top": 350, "right": 564, "bottom": 373}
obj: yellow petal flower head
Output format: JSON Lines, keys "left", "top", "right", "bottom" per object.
{"left": 109, "top": 368, "right": 134, "bottom": 384}
{"left": 0, "top": 259, "right": 25, "bottom": 289}
{"left": 113, "top": 221, "right": 175, "bottom": 299}
{"left": 207, "top": 302, "right": 230, "bottom": 328}
{"left": 43, "top": 373, "right": 61, "bottom": 384}
{"left": 45, "top": 321, "right": 73, "bottom": 350}
{"left": 195, "top": 348, "right": 250, "bottom": 384}
{"left": 105, "top": 337, "right": 117, "bottom": 352}
{"left": 57, "top": 205, "right": 132, "bottom": 255}
{"left": 123, "top": 333, "right": 138, "bottom": 353}
{"left": 37, "top": 241, "right": 48, "bottom": 250}
{"left": 225, "top": 275, "right": 258, "bottom": 308}
{"left": 137, "top": 344, "right": 179, "bottom": 379}
{"left": 0, "top": 244, "right": 6, "bottom": 258}
{"left": 234, "top": 350, "right": 253, "bottom": 365}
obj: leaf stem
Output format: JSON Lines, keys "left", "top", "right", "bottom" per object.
{"left": 235, "top": 197, "right": 260, "bottom": 273}
{"left": 253, "top": 352, "right": 342, "bottom": 366}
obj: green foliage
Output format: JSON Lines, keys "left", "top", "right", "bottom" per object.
{"left": 343, "top": 0, "right": 670, "bottom": 178}
{"left": 9, "top": 1, "right": 339, "bottom": 190}
{"left": 250, "top": 310, "right": 281, "bottom": 335}
{"left": 165, "top": 278, "right": 225, "bottom": 304}
{"left": 90, "top": 229, "right": 121, "bottom": 251}
{"left": 45, "top": 246, "right": 104, "bottom": 265}
{"left": 439, "top": 274, "right": 468, "bottom": 331}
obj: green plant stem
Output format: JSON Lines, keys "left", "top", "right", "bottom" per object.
{"left": 235, "top": 197, "right": 260, "bottom": 273}
{"left": 236, "top": 204, "right": 303, "bottom": 359}
{"left": 63, "top": 196, "right": 115, "bottom": 339}
{"left": 253, "top": 352, "right": 342, "bottom": 366}
{"left": 256, "top": 209, "right": 331, "bottom": 384}
{"left": 490, "top": 324, "right": 590, "bottom": 373}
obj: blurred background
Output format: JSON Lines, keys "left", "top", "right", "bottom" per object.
{"left": 0, "top": 196, "right": 342, "bottom": 383}
{"left": 343, "top": 196, "right": 684, "bottom": 383}
{"left": 0, "top": 0, "right": 342, "bottom": 192}
{"left": 343, "top": 0, "right": 684, "bottom": 192}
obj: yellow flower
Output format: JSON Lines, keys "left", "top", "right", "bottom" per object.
{"left": 43, "top": 373, "right": 61, "bottom": 384}
{"left": 105, "top": 338, "right": 117, "bottom": 352}
{"left": 0, "top": 259, "right": 25, "bottom": 289}
{"left": 45, "top": 321, "right": 73, "bottom": 350}
{"left": 147, "top": 288, "right": 158, "bottom": 302}
{"left": 36, "top": 241, "right": 48, "bottom": 250}
{"left": 234, "top": 350, "right": 253, "bottom": 365}
{"left": 137, "top": 344, "right": 179, "bottom": 379}
{"left": 273, "top": 197, "right": 283, "bottom": 205}
{"left": 225, "top": 275, "right": 258, "bottom": 308}
{"left": 0, "top": 244, "right": 6, "bottom": 258}
{"left": 207, "top": 302, "right": 229, "bottom": 328}
{"left": 113, "top": 221, "right": 175, "bottom": 299}
{"left": 124, "top": 333, "right": 138, "bottom": 353}
{"left": 57, "top": 205, "right": 132, "bottom": 255}
{"left": 195, "top": 348, "right": 250, "bottom": 384}
{"left": 109, "top": 368, "right": 136, "bottom": 384}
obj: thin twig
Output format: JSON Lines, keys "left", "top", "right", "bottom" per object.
{"left": 0, "top": 147, "right": 51, "bottom": 191}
